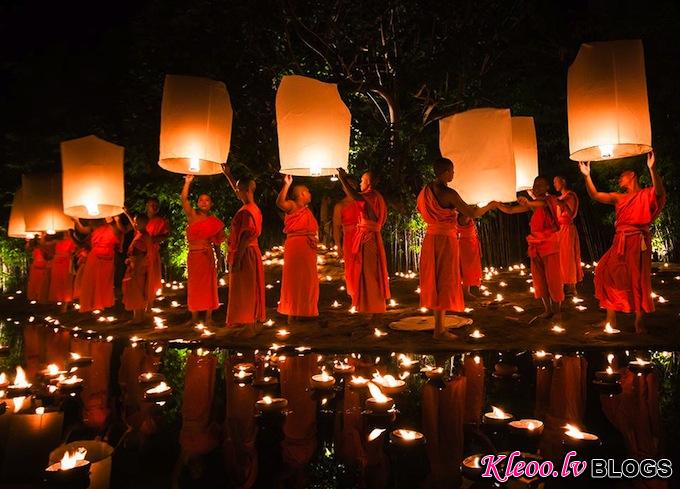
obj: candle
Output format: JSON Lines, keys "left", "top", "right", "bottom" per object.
{"left": 365, "top": 382, "right": 394, "bottom": 413}
{"left": 398, "top": 355, "right": 419, "bottom": 369}
{"left": 41, "top": 364, "right": 66, "bottom": 380}
{"left": 67, "top": 353, "right": 93, "bottom": 369}
{"left": 420, "top": 366, "right": 444, "bottom": 379}
{"left": 255, "top": 395, "right": 288, "bottom": 414}
{"left": 8, "top": 366, "right": 32, "bottom": 398}
{"left": 461, "top": 454, "right": 485, "bottom": 480}
{"left": 469, "top": 329, "right": 485, "bottom": 339}
{"left": 138, "top": 372, "right": 166, "bottom": 388}
{"left": 532, "top": 351, "right": 553, "bottom": 367}
{"left": 311, "top": 370, "right": 336, "bottom": 390}
{"left": 508, "top": 419, "right": 544, "bottom": 436}
{"left": 144, "top": 382, "right": 172, "bottom": 402}
{"left": 253, "top": 376, "right": 279, "bottom": 388}
{"left": 371, "top": 373, "right": 406, "bottom": 395}
{"left": 595, "top": 366, "right": 621, "bottom": 382}
{"left": 44, "top": 449, "right": 91, "bottom": 488}
{"left": 57, "top": 375, "right": 84, "bottom": 394}
{"left": 0, "top": 372, "right": 8, "bottom": 390}
{"left": 233, "top": 369, "right": 254, "bottom": 383}
{"left": 562, "top": 424, "right": 600, "bottom": 449}
{"left": 390, "top": 429, "right": 425, "bottom": 446}
{"left": 349, "top": 375, "right": 369, "bottom": 390}
{"left": 628, "top": 357, "right": 653, "bottom": 374}
{"left": 483, "top": 406, "right": 514, "bottom": 427}
{"left": 333, "top": 362, "right": 355, "bottom": 375}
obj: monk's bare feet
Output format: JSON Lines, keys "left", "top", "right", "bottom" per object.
{"left": 433, "top": 330, "right": 458, "bottom": 341}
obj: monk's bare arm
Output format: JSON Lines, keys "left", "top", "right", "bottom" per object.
{"left": 220, "top": 163, "right": 238, "bottom": 194}
{"left": 497, "top": 203, "right": 529, "bottom": 215}
{"left": 276, "top": 175, "right": 295, "bottom": 213}
{"left": 579, "top": 162, "right": 617, "bottom": 205}
{"left": 71, "top": 217, "right": 91, "bottom": 235}
{"left": 332, "top": 203, "right": 343, "bottom": 253}
{"left": 647, "top": 151, "right": 666, "bottom": 200}
{"left": 517, "top": 196, "right": 546, "bottom": 209}
{"left": 445, "top": 187, "right": 495, "bottom": 218}
{"left": 181, "top": 175, "right": 197, "bottom": 220}
{"left": 337, "top": 168, "right": 363, "bottom": 202}
{"left": 558, "top": 193, "right": 577, "bottom": 219}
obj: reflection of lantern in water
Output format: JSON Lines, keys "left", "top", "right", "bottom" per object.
{"left": 439, "top": 108, "right": 516, "bottom": 205}
{"left": 276, "top": 75, "right": 350, "bottom": 177}
{"left": 159, "top": 75, "right": 232, "bottom": 175}
{"left": 61, "top": 135, "right": 125, "bottom": 218}
{"left": 22, "top": 174, "right": 72, "bottom": 234}
{"left": 7, "top": 188, "right": 32, "bottom": 238}
{"left": 568, "top": 40, "right": 651, "bottom": 162}
{"left": 512, "top": 116, "right": 538, "bottom": 191}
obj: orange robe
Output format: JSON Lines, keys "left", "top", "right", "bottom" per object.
{"left": 528, "top": 198, "right": 564, "bottom": 302}
{"left": 417, "top": 185, "right": 463, "bottom": 311}
{"left": 277, "top": 207, "right": 319, "bottom": 317}
{"left": 180, "top": 353, "right": 219, "bottom": 457}
{"left": 595, "top": 187, "right": 665, "bottom": 313}
{"left": 79, "top": 225, "right": 120, "bottom": 312}
{"left": 146, "top": 215, "right": 170, "bottom": 303}
{"left": 27, "top": 246, "right": 51, "bottom": 303}
{"left": 71, "top": 337, "right": 113, "bottom": 430}
{"left": 280, "top": 355, "right": 317, "bottom": 470}
{"left": 341, "top": 201, "right": 360, "bottom": 297}
{"left": 557, "top": 191, "right": 583, "bottom": 285}
{"left": 72, "top": 248, "right": 88, "bottom": 300}
{"left": 186, "top": 215, "right": 225, "bottom": 312}
{"left": 122, "top": 232, "right": 150, "bottom": 311}
{"left": 350, "top": 190, "right": 390, "bottom": 313}
{"left": 458, "top": 217, "right": 482, "bottom": 288}
{"left": 227, "top": 203, "right": 266, "bottom": 326}
{"left": 463, "top": 355, "right": 485, "bottom": 424}
{"left": 48, "top": 237, "right": 76, "bottom": 303}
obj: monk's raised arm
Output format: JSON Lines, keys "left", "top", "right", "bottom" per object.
{"left": 579, "top": 161, "right": 617, "bottom": 205}
{"left": 647, "top": 151, "right": 666, "bottom": 200}
{"left": 497, "top": 203, "right": 529, "bottom": 215}
{"left": 181, "top": 175, "right": 197, "bottom": 219}
{"left": 517, "top": 196, "right": 546, "bottom": 209}
{"left": 276, "top": 174, "right": 295, "bottom": 213}
{"left": 71, "top": 217, "right": 91, "bottom": 235}
{"left": 337, "top": 168, "right": 363, "bottom": 202}
{"left": 447, "top": 188, "right": 496, "bottom": 218}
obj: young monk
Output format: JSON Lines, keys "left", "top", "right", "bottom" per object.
{"left": 144, "top": 197, "right": 170, "bottom": 303}
{"left": 48, "top": 230, "right": 77, "bottom": 312}
{"left": 336, "top": 168, "right": 390, "bottom": 325}
{"left": 221, "top": 164, "right": 265, "bottom": 337}
{"left": 332, "top": 175, "right": 360, "bottom": 298}
{"left": 498, "top": 176, "right": 563, "bottom": 322}
{"left": 276, "top": 175, "right": 319, "bottom": 324}
{"left": 73, "top": 216, "right": 124, "bottom": 312}
{"left": 72, "top": 243, "right": 89, "bottom": 302}
{"left": 417, "top": 158, "right": 497, "bottom": 340}
{"left": 26, "top": 233, "right": 52, "bottom": 304}
{"left": 181, "top": 175, "right": 225, "bottom": 327}
{"left": 579, "top": 152, "right": 666, "bottom": 333}
{"left": 457, "top": 214, "right": 483, "bottom": 299}
{"left": 553, "top": 176, "right": 583, "bottom": 295}
{"left": 122, "top": 214, "right": 152, "bottom": 324}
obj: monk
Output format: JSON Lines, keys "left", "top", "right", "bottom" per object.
{"left": 498, "top": 176, "right": 563, "bottom": 321}
{"left": 553, "top": 176, "right": 583, "bottom": 295}
{"left": 144, "top": 197, "right": 170, "bottom": 304}
{"left": 221, "top": 164, "right": 265, "bottom": 337}
{"left": 332, "top": 175, "right": 360, "bottom": 298}
{"left": 122, "top": 214, "right": 152, "bottom": 323}
{"left": 73, "top": 216, "right": 124, "bottom": 312}
{"left": 48, "top": 230, "right": 77, "bottom": 312}
{"left": 457, "top": 214, "right": 483, "bottom": 299}
{"left": 72, "top": 245, "right": 89, "bottom": 301}
{"left": 276, "top": 175, "right": 319, "bottom": 323}
{"left": 181, "top": 175, "right": 225, "bottom": 327}
{"left": 26, "top": 233, "right": 52, "bottom": 304}
{"left": 417, "top": 158, "right": 496, "bottom": 340}
{"left": 580, "top": 152, "right": 666, "bottom": 333}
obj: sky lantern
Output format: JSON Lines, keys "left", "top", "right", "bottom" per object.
{"left": 276, "top": 75, "right": 351, "bottom": 176}
{"left": 439, "top": 108, "right": 516, "bottom": 205}
{"left": 568, "top": 40, "right": 651, "bottom": 161}
{"left": 61, "top": 135, "right": 125, "bottom": 219}
{"left": 7, "top": 187, "right": 30, "bottom": 238}
{"left": 512, "top": 116, "right": 538, "bottom": 191}
{"left": 22, "top": 174, "right": 72, "bottom": 234}
{"left": 159, "top": 74, "right": 232, "bottom": 175}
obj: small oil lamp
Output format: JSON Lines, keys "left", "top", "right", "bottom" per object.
{"left": 57, "top": 375, "right": 84, "bottom": 394}
{"left": 398, "top": 355, "right": 419, "bottom": 370}
{"left": 8, "top": 366, "right": 32, "bottom": 398}
{"left": 595, "top": 365, "right": 621, "bottom": 382}
{"left": 461, "top": 454, "right": 485, "bottom": 480}
{"left": 255, "top": 395, "right": 288, "bottom": 414}
{"left": 311, "top": 369, "right": 336, "bottom": 390}
{"left": 0, "top": 345, "right": 9, "bottom": 357}
{"left": 508, "top": 419, "right": 544, "bottom": 437}
{"left": 138, "top": 372, "right": 166, "bottom": 388}
{"left": 532, "top": 351, "right": 553, "bottom": 367}
{"left": 628, "top": 357, "right": 653, "bottom": 374}
{"left": 483, "top": 406, "right": 514, "bottom": 427}
{"left": 390, "top": 429, "right": 425, "bottom": 446}
{"left": 233, "top": 369, "right": 253, "bottom": 384}
{"left": 44, "top": 449, "right": 90, "bottom": 489}
{"left": 333, "top": 362, "right": 355, "bottom": 375}
{"left": 365, "top": 382, "right": 394, "bottom": 413}
{"left": 371, "top": 373, "right": 406, "bottom": 395}
{"left": 253, "top": 376, "right": 279, "bottom": 389}
{"left": 603, "top": 322, "right": 621, "bottom": 335}
{"left": 67, "top": 353, "right": 93, "bottom": 369}
{"left": 349, "top": 375, "right": 369, "bottom": 390}
{"left": 144, "top": 382, "right": 173, "bottom": 402}
{"left": 562, "top": 424, "right": 600, "bottom": 450}
{"left": 493, "top": 362, "right": 518, "bottom": 378}
{"left": 0, "top": 372, "right": 9, "bottom": 390}
{"left": 41, "top": 364, "right": 66, "bottom": 381}
{"left": 469, "top": 329, "right": 485, "bottom": 339}
{"left": 420, "top": 366, "right": 443, "bottom": 379}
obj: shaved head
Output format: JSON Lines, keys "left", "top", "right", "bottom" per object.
{"left": 434, "top": 157, "right": 453, "bottom": 177}
{"left": 237, "top": 178, "right": 256, "bottom": 192}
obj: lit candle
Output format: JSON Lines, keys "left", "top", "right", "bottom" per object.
{"left": 333, "top": 362, "right": 355, "bottom": 375}
{"left": 483, "top": 406, "right": 514, "bottom": 427}
{"left": 67, "top": 352, "right": 93, "bottom": 369}
{"left": 508, "top": 418, "right": 544, "bottom": 436}
{"left": 138, "top": 372, "right": 165, "bottom": 388}
{"left": 144, "top": 382, "right": 172, "bottom": 402}
{"left": 349, "top": 375, "right": 369, "bottom": 389}
{"left": 469, "top": 329, "right": 485, "bottom": 339}
{"left": 532, "top": 350, "right": 553, "bottom": 367}
{"left": 44, "top": 449, "right": 91, "bottom": 486}
{"left": 365, "top": 382, "right": 394, "bottom": 413}
{"left": 628, "top": 357, "right": 652, "bottom": 374}
{"left": 595, "top": 365, "right": 621, "bottom": 382}
{"left": 255, "top": 395, "right": 288, "bottom": 414}
{"left": 420, "top": 366, "right": 444, "bottom": 379}
{"left": 57, "top": 375, "right": 84, "bottom": 394}
{"left": 8, "top": 366, "right": 32, "bottom": 398}
{"left": 311, "top": 370, "right": 336, "bottom": 390}
{"left": 398, "top": 355, "right": 419, "bottom": 369}
{"left": 562, "top": 423, "right": 600, "bottom": 449}
{"left": 371, "top": 373, "right": 406, "bottom": 395}
{"left": 390, "top": 429, "right": 425, "bottom": 446}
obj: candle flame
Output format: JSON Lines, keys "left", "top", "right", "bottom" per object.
{"left": 599, "top": 144, "right": 614, "bottom": 158}
{"left": 59, "top": 449, "right": 84, "bottom": 471}
{"left": 491, "top": 406, "right": 506, "bottom": 418}
{"left": 527, "top": 422, "right": 536, "bottom": 431}
{"left": 146, "top": 382, "right": 170, "bottom": 394}
{"left": 262, "top": 396, "right": 272, "bottom": 405}
{"left": 564, "top": 424, "right": 585, "bottom": 439}
{"left": 368, "top": 428, "right": 385, "bottom": 441}
{"left": 396, "top": 429, "right": 417, "bottom": 440}
{"left": 12, "top": 396, "right": 25, "bottom": 413}
{"left": 85, "top": 201, "right": 100, "bottom": 217}
{"left": 367, "top": 382, "right": 389, "bottom": 403}
{"left": 606, "top": 366, "right": 614, "bottom": 375}
{"left": 189, "top": 157, "right": 200, "bottom": 172}
{"left": 13, "top": 366, "right": 30, "bottom": 388}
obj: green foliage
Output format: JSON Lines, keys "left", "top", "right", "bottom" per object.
{"left": 0, "top": 233, "right": 26, "bottom": 292}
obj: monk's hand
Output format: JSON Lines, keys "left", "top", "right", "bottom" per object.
{"left": 578, "top": 161, "right": 590, "bottom": 177}
{"left": 184, "top": 174, "right": 194, "bottom": 184}
{"left": 517, "top": 196, "right": 529, "bottom": 206}
{"left": 647, "top": 151, "right": 656, "bottom": 169}
{"left": 337, "top": 167, "right": 347, "bottom": 176}
{"left": 283, "top": 174, "right": 293, "bottom": 186}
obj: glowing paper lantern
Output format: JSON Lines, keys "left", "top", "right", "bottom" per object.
{"left": 159, "top": 74, "right": 232, "bottom": 175}
{"left": 276, "top": 75, "right": 350, "bottom": 176}
{"left": 512, "top": 116, "right": 538, "bottom": 191}
{"left": 61, "top": 135, "right": 125, "bottom": 218}
{"left": 22, "top": 174, "right": 72, "bottom": 234}
{"left": 568, "top": 40, "right": 651, "bottom": 161}
{"left": 439, "top": 108, "right": 516, "bottom": 205}
{"left": 7, "top": 188, "right": 30, "bottom": 238}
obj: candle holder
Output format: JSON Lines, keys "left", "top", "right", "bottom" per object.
{"left": 67, "top": 354, "right": 93, "bottom": 370}
{"left": 595, "top": 368, "right": 621, "bottom": 382}
{"left": 138, "top": 372, "right": 165, "bottom": 389}
{"left": 482, "top": 407, "right": 514, "bottom": 428}
{"left": 508, "top": 419, "right": 544, "bottom": 452}
{"left": 233, "top": 370, "right": 254, "bottom": 384}
{"left": 255, "top": 396, "right": 288, "bottom": 414}
{"left": 628, "top": 359, "right": 653, "bottom": 375}
{"left": 420, "top": 366, "right": 444, "bottom": 380}
{"left": 333, "top": 363, "right": 355, "bottom": 375}
{"left": 144, "top": 382, "right": 173, "bottom": 402}
{"left": 348, "top": 376, "right": 370, "bottom": 391}
{"left": 372, "top": 376, "right": 406, "bottom": 395}
{"left": 398, "top": 357, "right": 419, "bottom": 370}
{"left": 7, "top": 384, "right": 32, "bottom": 398}
{"left": 492, "top": 362, "right": 518, "bottom": 379}
{"left": 253, "top": 376, "right": 279, "bottom": 389}
{"left": 0, "top": 345, "right": 9, "bottom": 357}
{"left": 389, "top": 429, "right": 425, "bottom": 447}
{"left": 365, "top": 396, "right": 395, "bottom": 413}
{"left": 532, "top": 351, "right": 554, "bottom": 367}
{"left": 232, "top": 362, "right": 255, "bottom": 374}
{"left": 57, "top": 376, "right": 84, "bottom": 395}
{"left": 310, "top": 373, "right": 336, "bottom": 390}
{"left": 562, "top": 425, "right": 601, "bottom": 453}
{"left": 461, "top": 454, "right": 489, "bottom": 482}
{"left": 592, "top": 379, "right": 622, "bottom": 395}
{"left": 44, "top": 459, "right": 90, "bottom": 489}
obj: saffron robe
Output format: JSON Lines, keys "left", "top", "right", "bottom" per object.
{"left": 226, "top": 203, "right": 266, "bottom": 326}
{"left": 557, "top": 191, "right": 583, "bottom": 285}
{"left": 341, "top": 201, "right": 360, "bottom": 297}
{"left": 72, "top": 248, "right": 88, "bottom": 300}
{"left": 79, "top": 225, "right": 120, "bottom": 312}
{"left": 277, "top": 207, "right": 319, "bottom": 317}
{"left": 122, "top": 232, "right": 151, "bottom": 311}
{"left": 48, "top": 237, "right": 76, "bottom": 303}
{"left": 595, "top": 187, "right": 665, "bottom": 314}
{"left": 186, "top": 215, "right": 225, "bottom": 312}
{"left": 27, "top": 246, "right": 51, "bottom": 303}
{"left": 528, "top": 198, "right": 564, "bottom": 302}
{"left": 350, "top": 190, "right": 390, "bottom": 313}
{"left": 71, "top": 337, "right": 113, "bottom": 430}
{"left": 146, "top": 215, "right": 170, "bottom": 302}
{"left": 458, "top": 216, "right": 483, "bottom": 288}
{"left": 180, "top": 353, "right": 219, "bottom": 457}
{"left": 417, "top": 185, "right": 464, "bottom": 311}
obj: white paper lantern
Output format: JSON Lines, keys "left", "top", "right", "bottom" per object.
{"left": 7, "top": 188, "right": 30, "bottom": 238}
{"left": 22, "top": 174, "right": 72, "bottom": 234}
{"left": 276, "top": 75, "right": 351, "bottom": 176}
{"left": 512, "top": 116, "right": 538, "bottom": 191}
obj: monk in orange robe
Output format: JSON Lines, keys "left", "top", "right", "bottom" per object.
{"left": 27, "top": 233, "right": 52, "bottom": 304}
{"left": 48, "top": 231, "right": 76, "bottom": 311}
{"left": 498, "top": 176, "right": 563, "bottom": 321}
{"left": 580, "top": 152, "right": 666, "bottom": 333}
{"left": 337, "top": 168, "right": 391, "bottom": 322}
{"left": 144, "top": 197, "right": 170, "bottom": 305}
{"left": 332, "top": 176, "right": 360, "bottom": 298}
{"left": 417, "top": 158, "right": 496, "bottom": 340}
{"left": 72, "top": 246, "right": 89, "bottom": 301}
{"left": 553, "top": 176, "right": 583, "bottom": 295}
{"left": 122, "top": 214, "right": 152, "bottom": 323}
{"left": 221, "top": 164, "right": 266, "bottom": 337}
{"left": 181, "top": 175, "right": 225, "bottom": 327}
{"left": 276, "top": 175, "right": 319, "bottom": 323}
{"left": 73, "top": 216, "right": 124, "bottom": 312}
{"left": 457, "top": 214, "right": 483, "bottom": 299}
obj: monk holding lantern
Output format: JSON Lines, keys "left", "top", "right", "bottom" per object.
{"left": 553, "top": 176, "right": 583, "bottom": 295}
{"left": 143, "top": 197, "right": 170, "bottom": 303}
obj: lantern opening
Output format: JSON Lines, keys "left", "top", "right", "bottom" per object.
{"left": 85, "top": 202, "right": 100, "bottom": 217}
{"left": 599, "top": 145, "right": 614, "bottom": 159}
